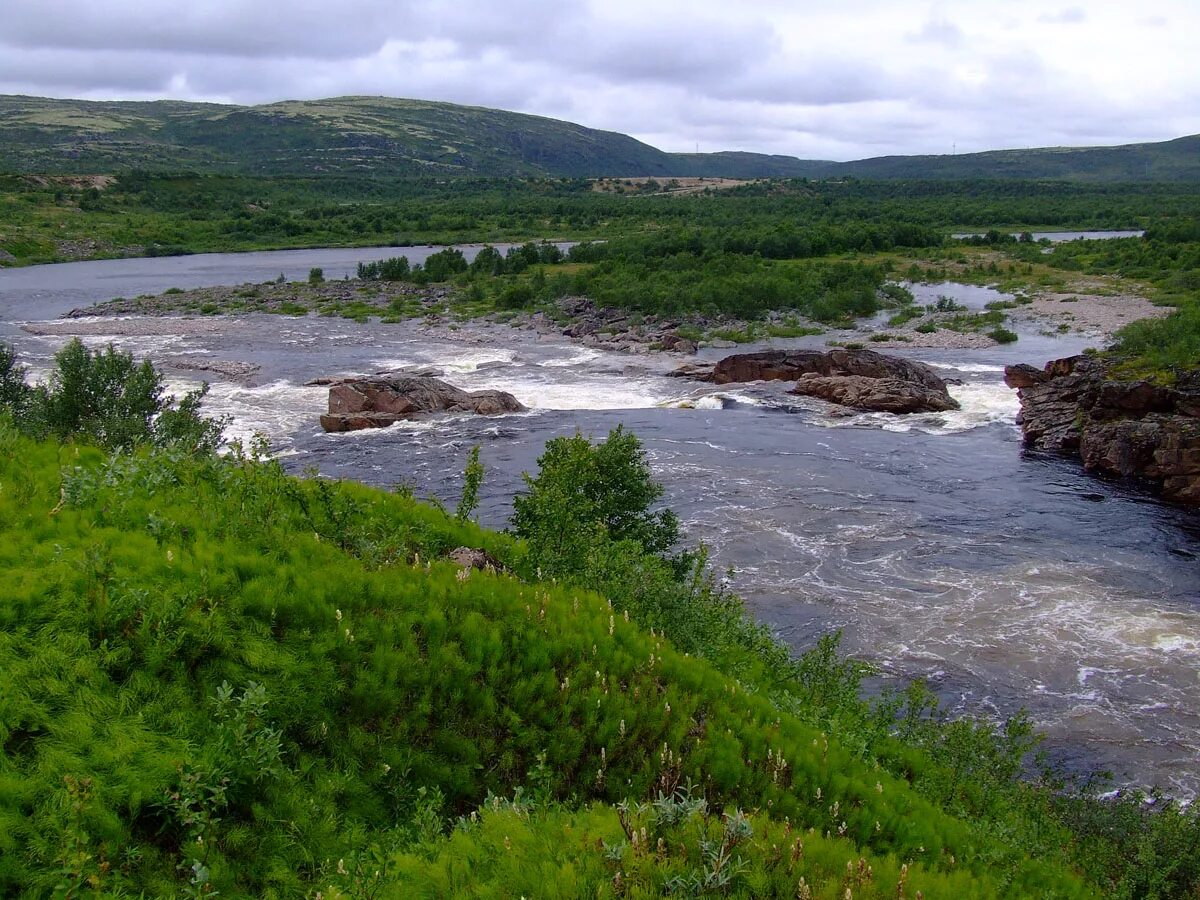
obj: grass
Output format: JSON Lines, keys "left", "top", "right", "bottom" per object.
{"left": 0, "top": 430, "right": 1112, "bottom": 898}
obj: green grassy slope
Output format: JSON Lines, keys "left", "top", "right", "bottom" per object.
{"left": 3, "top": 93, "right": 1197, "bottom": 181}
{"left": 0, "top": 431, "right": 1106, "bottom": 898}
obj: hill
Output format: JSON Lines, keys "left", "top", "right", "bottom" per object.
{"left": 2, "top": 93, "right": 1197, "bottom": 181}
{"left": 839, "top": 135, "right": 1200, "bottom": 182}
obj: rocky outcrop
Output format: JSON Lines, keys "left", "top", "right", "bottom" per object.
{"left": 710, "top": 348, "right": 950, "bottom": 391}
{"left": 710, "top": 349, "right": 831, "bottom": 384}
{"left": 1006, "top": 356, "right": 1200, "bottom": 504}
{"left": 692, "top": 348, "right": 960, "bottom": 414}
{"left": 791, "top": 374, "right": 960, "bottom": 414}
{"left": 319, "top": 375, "right": 524, "bottom": 432}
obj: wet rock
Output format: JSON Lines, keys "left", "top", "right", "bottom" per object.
{"left": 791, "top": 373, "right": 960, "bottom": 414}
{"left": 1009, "top": 355, "right": 1200, "bottom": 503}
{"left": 667, "top": 362, "right": 717, "bottom": 380}
{"left": 319, "top": 375, "right": 524, "bottom": 432}
{"left": 1004, "top": 363, "right": 1049, "bottom": 389}
{"left": 711, "top": 348, "right": 950, "bottom": 391}
{"left": 711, "top": 349, "right": 832, "bottom": 384}
{"left": 659, "top": 333, "right": 698, "bottom": 355}
{"left": 160, "top": 358, "right": 261, "bottom": 380}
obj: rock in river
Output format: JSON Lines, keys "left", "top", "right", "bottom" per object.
{"left": 791, "top": 373, "right": 960, "bottom": 414}
{"left": 694, "top": 348, "right": 960, "bottom": 414}
{"left": 319, "top": 375, "right": 525, "bottom": 432}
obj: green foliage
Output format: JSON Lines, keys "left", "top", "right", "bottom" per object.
{"left": 988, "top": 327, "right": 1019, "bottom": 344}
{"left": 0, "top": 426, "right": 1194, "bottom": 896}
{"left": 357, "top": 255, "right": 410, "bottom": 281}
{"left": 0, "top": 343, "right": 30, "bottom": 415}
{"left": 1112, "top": 302, "right": 1200, "bottom": 375}
{"left": 1, "top": 340, "right": 224, "bottom": 453}
{"left": 512, "top": 427, "right": 680, "bottom": 575}
{"left": 307, "top": 266, "right": 324, "bottom": 284}
{"left": 455, "top": 445, "right": 484, "bottom": 522}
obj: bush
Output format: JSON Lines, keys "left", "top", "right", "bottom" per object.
{"left": 512, "top": 426, "right": 679, "bottom": 577}
{"left": 988, "top": 327, "right": 1019, "bottom": 344}
{"left": 0, "top": 343, "right": 30, "bottom": 416}
{"left": 2, "top": 340, "right": 224, "bottom": 452}
{"left": 308, "top": 266, "right": 325, "bottom": 284}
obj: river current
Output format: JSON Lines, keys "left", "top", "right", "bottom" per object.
{"left": 2, "top": 244, "right": 1197, "bottom": 798}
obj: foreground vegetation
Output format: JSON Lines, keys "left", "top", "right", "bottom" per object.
{"left": 0, "top": 342, "right": 1197, "bottom": 897}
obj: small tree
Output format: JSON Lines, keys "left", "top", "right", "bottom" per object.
{"left": 0, "top": 343, "right": 31, "bottom": 419}
{"left": 308, "top": 267, "right": 325, "bottom": 285}
{"left": 11, "top": 339, "right": 224, "bottom": 452}
{"left": 512, "top": 426, "right": 679, "bottom": 577}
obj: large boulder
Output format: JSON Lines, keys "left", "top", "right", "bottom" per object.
{"left": 705, "top": 348, "right": 960, "bottom": 414}
{"left": 1007, "top": 356, "right": 1200, "bottom": 504}
{"left": 711, "top": 350, "right": 832, "bottom": 384}
{"left": 791, "top": 374, "right": 960, "bottom": 414}
{"left": 710, "top": 348, "right": 950, "bottom": 390}
{"left": 319, "top": 375, "right": 524, "bottom": 432}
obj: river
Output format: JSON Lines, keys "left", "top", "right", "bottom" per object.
{"left": 2, "top": 244, "right": 1197, "bottom": 799}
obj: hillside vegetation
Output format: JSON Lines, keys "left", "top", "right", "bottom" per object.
{"left": 2, "top": 94, "right": 1199, "bottom": 181}
{"left": 1, "top": 342, "right": 1198, "bottom": 897}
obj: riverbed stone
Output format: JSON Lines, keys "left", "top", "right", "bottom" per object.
{"left": 319, "top": 374, "right": 524, "bottom": 432}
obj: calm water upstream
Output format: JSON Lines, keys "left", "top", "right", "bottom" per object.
{"left": 2, "top": 245, "right": 1197, "bottom": 798}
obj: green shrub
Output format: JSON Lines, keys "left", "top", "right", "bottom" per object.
{"left": 2, "top": 340, "right": 224, "bottom": 453}
{"left": 512, "top": 426, "right": 679, "bottom": 575}
{"left": 989, "top": 327, "right": 1019, "bottom": 344}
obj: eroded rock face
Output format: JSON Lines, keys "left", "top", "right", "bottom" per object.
{"left": 319, "top": 375, "right": 524, "bottom": 432}
{"left": 791, "top": 374, "right": 960, "bottom": 414}
{"left": 1006, "top": 355, "right": 1200, "bottom": 504}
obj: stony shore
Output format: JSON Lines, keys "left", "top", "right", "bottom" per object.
{"left": 57, "top": 277, "right": 1168, "bottom": 360}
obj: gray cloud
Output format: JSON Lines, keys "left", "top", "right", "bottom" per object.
{"left": 1038, "top": 8, "right": 1088, "bottom": 24}
{"left": 0, "top": 0, "right": 1196, "bottom": 160}
{"left": 908, "top": 18, "right": 965, "bottom": 47}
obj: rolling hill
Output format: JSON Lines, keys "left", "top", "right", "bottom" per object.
{"left": 0, "top": 93, "right": 1197, "bottom": 181}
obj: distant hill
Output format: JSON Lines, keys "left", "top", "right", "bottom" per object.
{"left": 0, "top": 94, "right": 1196, "bottom": 181}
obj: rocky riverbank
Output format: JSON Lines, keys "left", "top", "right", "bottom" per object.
{"left": 61, "top": 276, "right": 1167, "bottom": 361}
{"left": 1006, "top": 357, "right": 1200, "bottom": 504}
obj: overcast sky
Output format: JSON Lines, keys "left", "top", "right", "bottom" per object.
{"left": 2, "top": 0, "right": 1197, "bottom": 160}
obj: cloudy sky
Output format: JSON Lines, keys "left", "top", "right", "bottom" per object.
{"left": 2, "top": 0, "right": 1197, "bottom": 160}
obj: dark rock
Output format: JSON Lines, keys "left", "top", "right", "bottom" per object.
{"left": 791, "top": 374, "right": 960, "bottom": 414}
{"left": 711, "top": 350, "right": 832, "bottom": 384}
{"left": 668, "top": 362, "right": 717, "bottom": 380}
{"left": 825, "top": 348, "right": 950, "bottom": 392}
{"left": 319, "top": 375, "right": 524, "bottom": 432}
{"left": 1003, "top": 363, "right": 1049, "bottom": 389}
{"left": 447, "top": 546, "right": 506, "bottom": 572}
{"left": 1010, "top": 355, "right": 1200, "bottom": 504}
{"left": 705, "top": 348, "right": 959, "bottom": 413}
{"left": 710, "top": 348, "right": 948, "bottom": 392}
